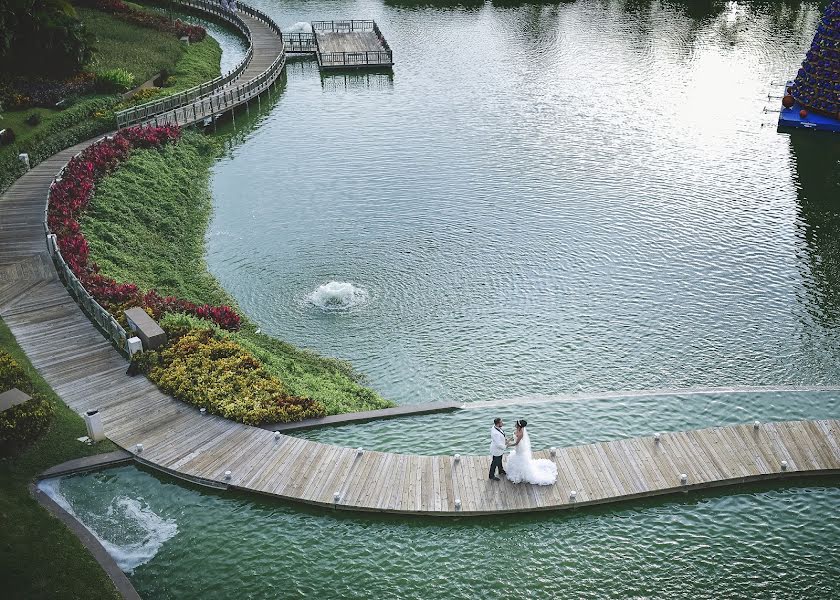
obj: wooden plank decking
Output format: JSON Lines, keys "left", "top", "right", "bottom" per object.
{"left": 313, "top": 21, "right": 394, "bottom": 69}
{"left": 1, "top": 3, "right": 838, "bottom": 517}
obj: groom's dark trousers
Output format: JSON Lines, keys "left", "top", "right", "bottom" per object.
{"left": 489, "top": 454, "right": 503, "bottom": 478}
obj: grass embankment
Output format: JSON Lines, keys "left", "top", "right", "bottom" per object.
{"left": 0, "top": 318, "right": 120, "bottom": 600}
{"left": 82, "top": 131, "right": 393, "bottom": 415}
{"left": 0, "top": 5, "right": 223, "bottom": 193}
{"left": 79, "top": 6, "right": 185, "bottom": 86}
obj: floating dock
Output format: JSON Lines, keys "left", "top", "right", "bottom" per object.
{"left": 284, "top": 20, "right": 393, "bottom": 69}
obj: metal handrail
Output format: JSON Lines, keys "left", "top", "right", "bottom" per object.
{"left": 44, "top": 137, "right": 130, "bottom": 353}
{"left": 284, "top": 32, "right": 316, "bottom": 53}
{"left": 116, "top": 0, "right": 264, "bottom": 128}
{"left": 318, "top": 51, "right": 393, "bottom": 67}
{"left": 312, "top": 20, "right": 375, "bottom": 32}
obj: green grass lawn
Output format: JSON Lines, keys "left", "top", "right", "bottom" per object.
{"left": 0, "top": 317, "right": 121, "bottom": 599}
{"left": 82, "top": 131, "right": 394, "bottom": 415}
{"left": 78, "top": 6, "right": 185, "bottom": 86}
{"left": 0, "top": 108, "right": 63, "bottom": 147}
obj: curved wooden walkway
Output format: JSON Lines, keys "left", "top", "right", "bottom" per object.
{"left": 2, "top": 4, "right": 840, "bottom": 517}
{"left": 146, "top": 11, "right": 285, "bottom": 128}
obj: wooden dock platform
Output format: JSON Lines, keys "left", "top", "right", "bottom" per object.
{"left": 313, "top": 20, "right": 394, "bottom": 69}
{"left": 1, "top": 2, "right": 838, "bottom": 518}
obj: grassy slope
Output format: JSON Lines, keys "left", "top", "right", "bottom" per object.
{"left": 0, "top": 318, "right": 120, "bottom": 599}
{"left": 166, "top": 34, "right": 222, "bottom": 93}
{"left": 79, "top": 6, "right": 184, "bottom": 85}
{"left": 82, "top": 132, "right": 393, "bottom": 414}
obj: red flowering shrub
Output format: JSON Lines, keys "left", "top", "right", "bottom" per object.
{"left": 48, "top": 125, "right": 240, "bottom": 331}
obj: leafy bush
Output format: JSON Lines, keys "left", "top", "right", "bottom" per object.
{"left": 0, "top": 350, "right": 53, "bottom": 449}
{"left": 135, "top": 326, "right": 326, "bottom": 425}
{"left": 0, "top": 395, "right": 53, "bottom": 449}
{"left": 95, "top": 67, "right": 134, "bottom": 92}
{"left": 25, "top": 113, "right": 42, "bottom": 126}
{"left": 0, "top": 0, "right": 94, "bottom": 77}
{"left": 114, "top": 87, "right": 162, "bottom": 110}
{"left": 0, "top": 73, "right": 97, "bottom": 110}
{"left": 0, "top": 351, "right": 29, "bottom": 392}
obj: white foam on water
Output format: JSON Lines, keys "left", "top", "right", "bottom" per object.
{"left": 38, "top": 477, "right": 74, "bottom": 513}
{"left": 37, "top": 479, "right": 177, "bottom": 574}
{"left": 307, "top": 281, "right": 369, "bottom": 311}
{"left": 283, "top": 21, "right": 312, "bottom": 33}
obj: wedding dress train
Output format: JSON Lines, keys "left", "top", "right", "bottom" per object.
{"left": 505, "top": 429, "right": 557, "bottom": 485}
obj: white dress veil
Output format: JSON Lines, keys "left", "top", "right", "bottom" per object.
{"left": 505, "top": 428, "right": 557, "bottom": 485}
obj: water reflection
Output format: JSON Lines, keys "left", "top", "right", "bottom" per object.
{"left": 321, "top": 69, "right": 396, "bottom": 91}
{"left": 384, "top": 0, "right": 485, "bottom": 9}
{"left": 790, "top": 133, "right": 840, "bottom": 327}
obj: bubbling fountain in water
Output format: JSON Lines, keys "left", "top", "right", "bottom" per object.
{"left": 283, "top": 22, "right": 313, "bottom": 34}
{"left": 307, "top": 281, "right": 368, "bottom": 312}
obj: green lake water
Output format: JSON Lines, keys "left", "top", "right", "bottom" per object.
{"left": 43, "top": 466, "right": 840, "bottom": 598}
{"left": 50, "top": 0, "right": 840, "bottom": 597}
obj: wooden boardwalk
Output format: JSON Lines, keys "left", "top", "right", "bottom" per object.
{"left": 1, "top": 2, "right": 838, "bottom": 517}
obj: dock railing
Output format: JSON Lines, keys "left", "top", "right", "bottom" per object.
{"left": 318, "top": 51, "right": 393, "bottom": 67}
{"left": 284, "top": 32, "right": 316, "bottom": 53}
{"left": 43, "top": 139, "right": 130, "bottom": 354}
{"left": 312, "top": 20, "right": 375, "bottom": 32}
{"left": 115, "top": 0, "right": 286, "bottom": 128}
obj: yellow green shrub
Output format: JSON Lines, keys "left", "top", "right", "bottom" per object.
{"left": 0, "top": 350, "right": 53, "bottom": 449}
{"left": 141, "top": 328, "right": 326, "bottom": 425}
{"left": 0, "top": 351, "right": 29, "bottom": 392}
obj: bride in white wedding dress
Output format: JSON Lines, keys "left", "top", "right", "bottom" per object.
{"left": 505, "top": 420, "right": 558, "bottom": 486}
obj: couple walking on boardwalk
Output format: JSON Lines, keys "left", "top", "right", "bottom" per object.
{"left": 489, "top": 417, "right": 557, "bottom": 485}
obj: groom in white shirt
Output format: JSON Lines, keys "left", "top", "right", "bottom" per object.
{"left": 489, "top": 417, "right": 508, "bottom": 481}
